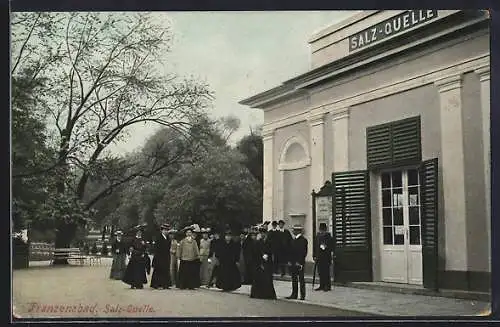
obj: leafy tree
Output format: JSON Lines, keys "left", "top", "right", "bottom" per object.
{"left": 11, "top": 12, "right": 213, "bottom": 255}
{"left": 154, "top": 145, "right": 262, "bottom": 230}
{"left": 236, "top": 127, "right": 263, "bottom": 187}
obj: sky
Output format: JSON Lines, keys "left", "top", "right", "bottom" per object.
{"left": 109, "top": 11, "right": 358, "bottom": 154}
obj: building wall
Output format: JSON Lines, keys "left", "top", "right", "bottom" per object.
{"left": 255, "top": 13, "right": 489, "bottom": 291}
{"left": 264, "top": 96, "right": 309, "bottom": 125}
{"left": 348, "top": 85, "right": 442, "bottom": 280}
{"left": 272, "top": 121, "right": 310, "bottom": 218}
{"left": 308, "top": 32, "right": 488, "bottom": 107}
{"left": 461, "top": 72, "right": 489, "bottom": 277}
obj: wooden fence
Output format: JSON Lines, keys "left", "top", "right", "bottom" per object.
{"left": 29, "top": 242, "right": 54, "bottom": 261}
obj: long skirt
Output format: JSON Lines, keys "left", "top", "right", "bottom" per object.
{"left": 150, "top": 258, "right": 171, "bottom": 289}
{"left": 250, "top": 265, "right": 276, "bottom": 299}
{"left": 122, "top": 256, "right": 148, "bottom": 288}
{"left": 109, "top": 253, "right": 127, "bottom": 280}
{"left": 199, "top": 255, "right": 211, "bottom": 285}
{"left": 170, "top": 255, "right": 178, "bottom": 287}
{"left": 216, "top": 262, "right": 241, "bottom": 291}
{"left": 238, "top": 251, "right": 246, "bottom": 283}
{"left": 178, "top": 259, "right": 199, "bottom": 289}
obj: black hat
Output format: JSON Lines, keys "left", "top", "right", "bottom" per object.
{"left": 224, "top": 230, "right": 232, "bottom": 236}
{"left": 278, "top": 220, "right": 285, "bottom": 225}
{"left": 319, "top": 223, "right": 327, "bottom": 231}
{"left": 271, "top": 221, "right": 278, "bottom": 226}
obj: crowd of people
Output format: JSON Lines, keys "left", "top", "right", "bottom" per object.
{"left": 108, "top": 220, "right": 334, "bottom": 301}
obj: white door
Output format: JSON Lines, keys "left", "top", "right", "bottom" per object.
{"left": 380, "top": 169, "right": 423, "bottom": 285}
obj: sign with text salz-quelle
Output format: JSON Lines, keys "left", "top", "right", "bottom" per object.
{"left": 349, "top": 10, "right": 439, "bottom": 52}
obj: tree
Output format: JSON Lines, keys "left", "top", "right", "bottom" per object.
{"left": 11, "top": 12, "right": 213, "bottom": 255}
{"left": 236, "top": 126, "right": 263, "bottom": 187}
{"left": 154, "top": 144, "right": 262, "bottom": 230}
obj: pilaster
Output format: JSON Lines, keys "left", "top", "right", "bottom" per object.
{"left": 434, "top": 73, "right": 468, "bottom": 272}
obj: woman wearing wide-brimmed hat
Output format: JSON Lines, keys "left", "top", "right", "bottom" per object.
{"left": 177, "top": 226, "right": 200, "bottom": 289}
{"left": 109, "top": 231, "right": 128, "bottom": 280}
{"left": 122, "top": 229, "right": 151, "bottom": 289}
{"left": 199, "top": 228, "right": 212, "bottom": 286}
{"left": 250, "top": 226, "right": 277, "bottom": 299}
{"left": 150, "top": 224, "right": 172, "bottom": 289}
{"left": 215, "top": 230, "right": 241, "bottom": 292}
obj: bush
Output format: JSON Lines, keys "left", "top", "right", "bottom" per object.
{"left": 101, "top": 242, "right": 109, "bottom": 256}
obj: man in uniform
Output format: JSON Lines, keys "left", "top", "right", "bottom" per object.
{"left": 285, "top": 224, "right": 308, "bottom": 300}
{"left": 314, "top": 222, "right": 333, "bottom": 291}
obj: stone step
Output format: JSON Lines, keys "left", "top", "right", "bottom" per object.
{"left": 272, "top": 274, "right": 490, "bottom": 302}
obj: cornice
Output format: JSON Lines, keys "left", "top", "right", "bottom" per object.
{"left": 475, "top": 65, "right": 490, "bottom": 82}
{"left": 434, "top": 74, "right": 463, "bottom": 93}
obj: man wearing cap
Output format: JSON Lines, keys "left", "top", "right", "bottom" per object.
{"left": 215, "top": 230, "right": 241, "bottom": 291}
{"left": 150, "top": 224, "right": 172, "bottom": 289}
{"left": 286, "top": 225, "right": 308, "bottom": 300}
{"left": 109, "top": 231, "right": 127, "bottom": 280}
{"left": 314, "top": 222, "right": 333, "bottom": 291}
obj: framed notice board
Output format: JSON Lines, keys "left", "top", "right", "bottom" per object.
{"left": 312, "top": 181, "right": 334, "bottom": 258}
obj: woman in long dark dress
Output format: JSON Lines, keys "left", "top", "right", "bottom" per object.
{"left": 250, "top": 227, "right": 277, "bottom": 299}
{"left": 109, "top": 231, "right": 127, "bottom": 280}
{"left": 216, "top": 230, "right": 241, "bottom": 292}
{"left": 150, "top": 224, "right": 172, "bottom": 289}
{"left": 122, "top": 230, "right": 151, "bottom": 289}
{"left": 177, "top": 227, "right": 200, "bottom": 290}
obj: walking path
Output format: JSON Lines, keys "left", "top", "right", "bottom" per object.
{"left": 26, "top": 260, "right": 490, "bottom": 317}
{"left": 206, "top": 280, "right": 490, "bottom": 317}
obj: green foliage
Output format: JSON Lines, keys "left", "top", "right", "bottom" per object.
{"left": 236, "top": 130, "right": 263, "bottom": 187}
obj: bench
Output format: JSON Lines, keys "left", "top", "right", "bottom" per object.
{"left": 51, "top": 248, "right": 87, "bottom": 265}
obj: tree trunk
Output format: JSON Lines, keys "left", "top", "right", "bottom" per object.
{"left": 52, "top": 222, "right": 77, "bottom": 265}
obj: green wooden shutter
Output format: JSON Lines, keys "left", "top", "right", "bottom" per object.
{"left": 366, "top": 123, "right": 392, "bottom": 169}
{"left": 420, "top": 158, "right": 439, "bottom": 290}
{"left": 332, "top": 170, "right": 372, "bottom": 282}
{"left": 366, "top": 116, "right": 421, "bottom": 169}
{"left": 392, "top": 117, "right": 422, "bottom": 166}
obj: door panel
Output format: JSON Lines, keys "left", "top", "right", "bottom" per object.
{"left": 380, "top": 169, "right": 423, "bottom": 285}
{"left": 420, "top": 158, "right": 439, "bottom": 290}
{"left": 332, "top": 170, "right": 372, "bottom": 282}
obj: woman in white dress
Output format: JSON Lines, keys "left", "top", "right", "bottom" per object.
{"left": 199, "top": 228, "right": 211, "bottom": 285}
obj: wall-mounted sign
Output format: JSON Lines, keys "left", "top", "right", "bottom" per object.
{"left": 349, "top": 10, "right": 439, "bottom": 52}
{"left": 315, "top": 196, "right": 333, "bottom": 233}
{"left": 394, "top": 225, "right": 405, "bottom": 235}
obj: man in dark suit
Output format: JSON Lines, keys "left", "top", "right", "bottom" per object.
{"left": 268, "top": 221, "right": 280, "bottom": 274}
{"left": 277, "top": 220, "right": 292, "bottom": 277}
{"left": 314, "top": 223, "right": 333, "bottom": 291}
{"left": 285, "top": 225, "right": 308, "bottom": 300}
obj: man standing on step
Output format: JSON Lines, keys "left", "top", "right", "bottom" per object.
{"left": 286, "top": 225, "right": 308, "bottom": 300}
{"left": 314, "top": 222, "right": 333, "bottom": 291}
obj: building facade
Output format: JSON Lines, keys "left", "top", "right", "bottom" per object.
{"left": 240, "top": 10, "right": 490, "bottom": 293}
